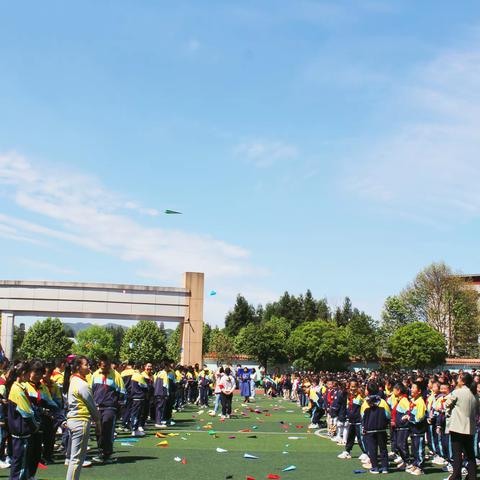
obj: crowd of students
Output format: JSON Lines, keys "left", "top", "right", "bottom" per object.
{"left": 0, "top": 355, "right": 263, "bottom": 480}
{"left": 295, "top": 370, "right": 479, "bottom": 479}
{"left": 2, "top": 352, "right": 479, "bottom": 480}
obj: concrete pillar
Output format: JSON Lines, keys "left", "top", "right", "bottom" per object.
{"left": 0, "top": 312, "right": 14, "bottom": 360}
{"left": 180, "top": 272, "right": 204, "bottom": 366}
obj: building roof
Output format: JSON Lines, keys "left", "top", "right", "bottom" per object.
{"left": 445, "top": 358, "right": 480, "bottom": 366}
{"left": 204, "top": 353, "right": 253, "bottom": 361}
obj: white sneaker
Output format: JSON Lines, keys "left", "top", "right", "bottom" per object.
{"left": 132, "top": 430, "right": 145, "bottom": 437}
{"left": 0, "top": 460, "right": 9, "bottom": 469}
{"left": 394, "top": 456, "right": 403, "bottom": 464}
{"left": 168, "top": 421, "right": 176, "bottom": 426}
{"left": 155, "top": 424, "right": 167, "bottom": 428}
{"left": 338, "top": 451, "right": 352, "bottom": 459}
{"left": 138, "top": 426, "right": 144, "bottom": 432}
{"left": 308, "top": 423, "right": 319, "bottom": 429}
{"left": 64, "top": 460, "right": 69, "bottom": 466}
{"left": 82, "top": 460, "right": 92, "bottom": 468}
{"left": 410, "top": 467, "right": 424, "bottom": 475}
{"left": 432, "top": 456, "right": 446, "bottom": 465}
{"left": 359, "top": 453, "right": 369, "bottom": 462}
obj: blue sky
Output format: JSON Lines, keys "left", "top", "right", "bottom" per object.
{"left": 1, "top": 1, "right": 480, "bottom": 328}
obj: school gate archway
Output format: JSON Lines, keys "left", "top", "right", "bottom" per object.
{"left": 0, "top": 272, "right": 204, "bottom": 365}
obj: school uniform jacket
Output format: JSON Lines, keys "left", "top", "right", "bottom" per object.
{"left": 7, "top": 381, "right": 39, "bottom": 437}
{"left": 130, "top": 371, "right": 148, "bottom": 401}
{"left": 347, "top": 393, "right": 364, "bottom": 424}
{"left": 66, "top": 374, "right": 99, "bottom": 423}
{"left": 361, "top": 395, "right": 391, "bottom": 433}
{"left": 389, "top": 395, "right": 410, "bottom": 429}
{"left": 91, "top": 369, "right": 125, "bottom": 410}
{"left": 154, "top": 370, "right": 169, "bottom": 397}
{"left": 407, "top": 396, "right": 427, "bottom": 435}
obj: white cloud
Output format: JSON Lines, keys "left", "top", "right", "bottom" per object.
{"left": 234, "top": 140, "right": 298, "bottom": 168}
{"left": 0, "top": 152, "right": 265, "bottom": 286}
{"left": 346, "top": 38, "right": 480, "bottom": 222}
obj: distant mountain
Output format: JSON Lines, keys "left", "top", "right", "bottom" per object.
{"left": 63, "top": 322, "right": 128, "bottom": 336}
{"left": 62, "top": 322, "right": 174, "bottom": 338}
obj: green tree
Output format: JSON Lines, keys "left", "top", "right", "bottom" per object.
{"left": 120, "top": 320, "right": 167, "bottom": 364}
{"left": 383, "top": 262, "right": 480, "bottom": 356}
{"left": 235, "top": 316, "right": 291, "bottom": 369}
{"left": 335, "top": 297, "right": 353, "bottom": 327}
{"left": 389, "top": 322, "right": 447, "bottom": 369}
{"left": 12, "top": 325, "right": 26, "bottom": 360}
{"left": 209, "top": 328, "right": 235, "bottom": 365}
{"left": 20, "top": 318, "right": 73, "bottom": 361}
{"left": 224, "top": 295, "right": 257, "bottom": 337}
{"left": 347, "top": 310, "right": 378, "bottom": 364}
{"left": 286, "top": 320, "right": 349, "bottom": 370}
{"left": 203, "top": 323, "right": 212, "bottom": 355}
{"left": 302, "top": 289, "right": 318, "bottom": 322}
{"left": 105, "top": 325, "right": 125, "bottom": 360}
{"left": 74, "top": 326, "right": 116, "bottom": 360}
{"left": 166, "top": 325, "right": 181, "bottom": 363}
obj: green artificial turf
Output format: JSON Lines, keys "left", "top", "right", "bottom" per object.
{"left": 4, "top": 395, "right": 450, "bottom": 479}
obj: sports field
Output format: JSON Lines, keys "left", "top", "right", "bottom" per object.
{"left": 7, "top": 395, "right": 449, "bottom": 480}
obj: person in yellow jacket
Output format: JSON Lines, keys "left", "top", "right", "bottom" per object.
{"left": 66, "top": 356, "right": 100, "bottom": 480}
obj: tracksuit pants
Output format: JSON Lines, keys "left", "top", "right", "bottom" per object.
{"left": 130, "top": 399, "right": 144, "bottom": 431}
{"left": 155, "top": 397, "right": 167, "bottom": 424}
{"left": 411, "top": 433, "right": 425, "bottom": 468}
{"left": 364, "top": 431, "right": 388, "bottom": 471}
{"left": 97, "top": 409, "right": 116, "bottom": 458}
{"left": 395, "top": 428, "right": 410, "bottom": 463}
{"left": 10, "top": 435, "right": 29, "bottom": 480}
{"left": 221, "top": 393, "right": 233, "bottom": 416}
{"left": 66, "top": 419, "right": 91, "bottom": 480}
{"left": 27, "top": 431, "right": 41, "bottom": 479}
{"left": 345, "top": 423, "right": 366, "bottom": 454}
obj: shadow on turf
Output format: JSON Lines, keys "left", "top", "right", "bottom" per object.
{"left": 116, "top": 455, "right": 157, "bottom": 464}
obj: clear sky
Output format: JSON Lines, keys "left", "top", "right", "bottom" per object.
{"left": 1, "top": 1, "right": 480, "bottom": 328}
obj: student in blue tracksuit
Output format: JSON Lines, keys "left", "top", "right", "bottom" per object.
{"left": 90, "top": 355, "right": 125, "bottom": 463}
{"left": 403, "top": 381, "right": 427, "bottom": 476}
{"left": 338, "top": 380, "right": 367, "bottom": 460}
{"left": 129, "top": 364, "right": 148, "bottom": 437}
{"left": 389, "top": 382, "right": 411, "bottom": 469}
{"left": 7, "top": 361, "right": 40, "bottom": 480}
{"left": 361, "top": 381, "right": 391, "bottom": 474}
{"left": 154, "top": 363, "right": 169, "bottom": 428}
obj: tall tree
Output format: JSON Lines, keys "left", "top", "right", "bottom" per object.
{"left": 209, "top": 328, "right": 235, "bottom": 365}
{"left": 286, "top": 320, "right": 349, "bottom": 370}
{"left": 302, "top": 289, "right": 318, "bottom": 322}
{"left": 120, "top": 320, "right": 167, "bottom": 364}
{"left": 12, "top": 325, "right": 26, "bottom": 360}
{"left": 383, "top": 262, "right": 480, "bottom": 356}
{"left": 335, "top": 297, "right": 353, "bottom": 326}
{"left": 166, "top": 325, "right": 181, "bottom": 363}
{"left": 347, "top": 311, "right": 377, "bottom": 364}
{"left": 104, "top": 325, "right": 125, "bottom": 360}
{"left": 224, "top": 295, "right": 257, "bottom": 337}
{"left": 20, "top": 318, "right": 73, "bottom": 361}
{"left": 203, "top": 323, "right": 212, "bottom": 355}
{"left": 235, "top": 316, "right": 291, "bottom": 369}
{"left": 389, "top": 322, "right": 447, "bottom": 369}
{"left": 74, "top": 326, "right": 116, "bottom": 360}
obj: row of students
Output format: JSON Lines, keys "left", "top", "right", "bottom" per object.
{"left": 296, "top": 370, "right": 479, "bottom": 476}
